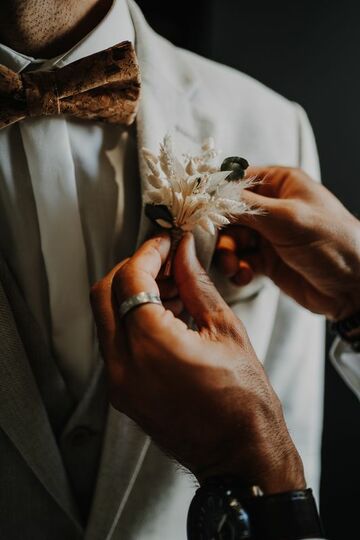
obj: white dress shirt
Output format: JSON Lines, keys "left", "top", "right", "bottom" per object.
{"left": 0, "top": 0, "right": 140, "bottom": 400}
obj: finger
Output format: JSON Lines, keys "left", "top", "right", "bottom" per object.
{"left": 239, "top": 188, "right": 285, "bottom": 218}
{"left": 232, "top": 239, "right": 278, "bottom": 278}
{"left": 113, "top": 234, "right": 170, "bottom": 327}
{"left": 217, "top": 228, "right": 259, "bottom": 252}
{"left": 239, "top": 165, "right": 315, "bottom": 232}
{"left": 230, "top": 261, "right": 254, "bottom": 286}
{"left": 215, "top": 229, "right": 279, "bottom": 280}
{"left": 239, "top": 243, "right": 307, "bottom": 302}
{"left": 91, "top": 259, "right": 128, "bottom": 343}
{"left": 213, "top": 248, "right": 239, "bottom": 277}
{"left": 234, "top": 248, "right": 336, "bottom": 316}
{"left": 237, "top": 166, "right": 298, "bottom": 228}
{"left": 246, "top": 166, "right": 292, "bottom": 197}
{"left": 157, "top": 276, "right": 183, "bottom": 316}
{"left": 90, "top": 258, "right": 130, "bottom": 364}
{"left": 214, "top": 247, "right": 255, "bottom": 285}
{"left": 174, "top": 233, "right": 237, "bottom": 332}
{"left": 215, "top": 227, "right": 259, "bottom": 279}
{"left": 214, "top": 234, "right": 239, "bottom": 277}
{"left": 114, "top": 234, "right": 170, "bottom": 300}
{"left": 232, "top": 188, "right": 297, "bottom": 241}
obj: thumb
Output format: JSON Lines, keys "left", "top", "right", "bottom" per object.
{"left": 174, "top": 233, "right": 235, "bottom": 331}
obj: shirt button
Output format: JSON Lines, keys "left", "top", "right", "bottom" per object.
{"left": 69, "top": 426, "right": 96, "bottom": 447}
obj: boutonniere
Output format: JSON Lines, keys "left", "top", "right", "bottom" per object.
{"left": 142, "top": 135, "right": 258, "bottom": 275}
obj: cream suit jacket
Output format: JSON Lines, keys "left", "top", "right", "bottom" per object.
{"left": 0, "top": 1, "right": 324, "bottom": 538}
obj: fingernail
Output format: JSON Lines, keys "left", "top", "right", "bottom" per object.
{"left": 154, "top": 232, "right": 171, "bottom": 247}
{"left": 217, "top": 234, "right": 237, "bottom": 252}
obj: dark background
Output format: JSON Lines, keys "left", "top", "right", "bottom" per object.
{"left": 136, "top": 1, "right": 360, "bottom": 538}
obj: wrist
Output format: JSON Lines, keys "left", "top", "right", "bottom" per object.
{"left": 193, "top": 389, "right": 305, "bottom": 493}
{"left": 195, "top": 430, "right": 305, "bottom": 494}
{"left": 258, "top": 443, "right": 306, "bottom": 494}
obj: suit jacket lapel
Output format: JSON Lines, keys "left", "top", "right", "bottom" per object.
{"left": 0, "top": 254, "right": 82, "bottom": 532}
{"left": 85, "top": 408, "right": 151, "bottom": 540}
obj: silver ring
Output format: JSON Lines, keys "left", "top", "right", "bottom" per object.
{"left": 118, "top": 291, "right": 162, "bottom": 319}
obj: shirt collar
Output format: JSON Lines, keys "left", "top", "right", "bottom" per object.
{"left": 0, "top": 0, "right": 134, "bottom": 73}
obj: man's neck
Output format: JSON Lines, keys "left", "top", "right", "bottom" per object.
{"left": 0, "top": 0, "right": 113, "bottom": 58}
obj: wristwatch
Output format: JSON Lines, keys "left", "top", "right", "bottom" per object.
{"left": 187, "top": 476, "right": 324, "bottom": 540}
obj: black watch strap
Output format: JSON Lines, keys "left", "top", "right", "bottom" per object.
{"left": 188, "top": 476, "right": 324, "bottom": 540}
{"left": 243, "top": 488, "right": 324, "bottom": 540}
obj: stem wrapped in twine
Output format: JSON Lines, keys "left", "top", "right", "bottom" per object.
{"left": 164, "top": 227, "right": 184, "bottom": 277}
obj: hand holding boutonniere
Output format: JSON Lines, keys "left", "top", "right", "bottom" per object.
{"left": 142, "top": 135, "right": 259, "bottom": 275}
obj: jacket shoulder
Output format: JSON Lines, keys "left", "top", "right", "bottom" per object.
{"left": 176, "top": 46, "right": 296, "bottom": 119}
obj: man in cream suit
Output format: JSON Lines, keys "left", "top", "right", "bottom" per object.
{"left": 0, "top": 1, "right": 324, "bottom": 538}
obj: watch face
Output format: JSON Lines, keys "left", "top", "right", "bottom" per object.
{"left": 187, "top": 490, "right": 251, "bottom": 540}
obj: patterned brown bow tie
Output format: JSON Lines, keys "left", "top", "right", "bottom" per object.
{"left": 0, "top": 41, "right": 141, "bottom": 130}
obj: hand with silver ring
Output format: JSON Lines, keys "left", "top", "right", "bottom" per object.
{"left": 118, "top": 292, "right": 162, "bottom": 319}
{"left": 90, "top": 233, "right": 304, "bottom": 493}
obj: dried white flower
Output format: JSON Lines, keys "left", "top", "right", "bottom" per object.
{"left": 142, "top": 134, "right": 257, "bottom": 236}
